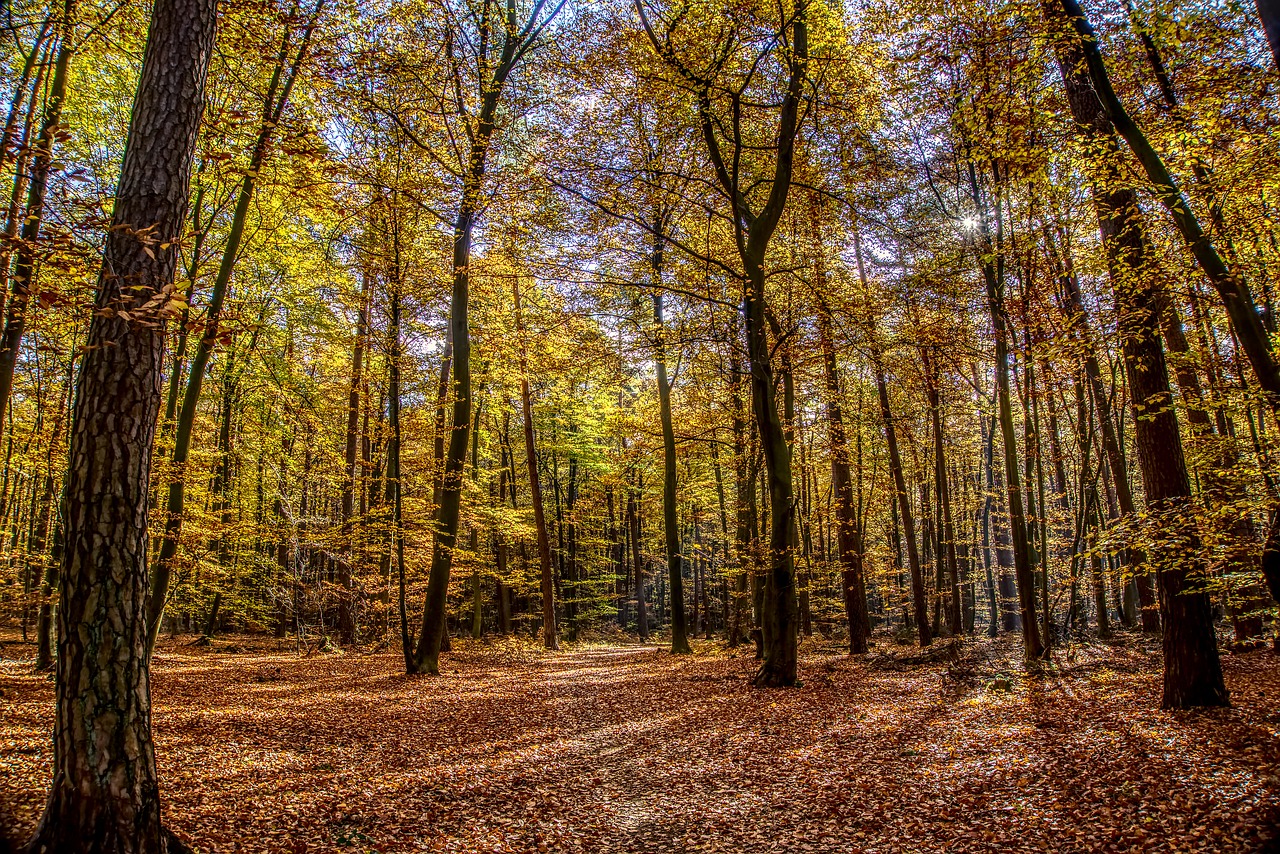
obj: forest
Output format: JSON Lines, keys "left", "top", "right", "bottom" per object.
{"left": 0, "top": 0, "right": 1279, "bottom": 848}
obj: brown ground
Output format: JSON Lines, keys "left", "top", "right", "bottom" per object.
{"left": 2, "top": 632, "right": 1278, "bottom": 853}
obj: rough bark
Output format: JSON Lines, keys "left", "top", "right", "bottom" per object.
{"left": 22, "top": 0, "right": 216, "bottom": 845}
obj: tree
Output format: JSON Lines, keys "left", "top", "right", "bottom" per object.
{"left": 651, "top": 227, "right": 692, "bottom": 654}
{"left": 411, "top": 0, "right": 565, "bottom": 674}
{"left": 810, "top": 201, "right": 871, "bottom": 653}
{"left": 514, "top": 276, "right": 558, "bottom": 651}
{"left": 639, "top": 0, "right": 809, "bottom": 687}
{"left": 21, "top": 0, "right": 218, "bottom": 845}
{"left": 1043, "top": 0, "right": 1228, "bottom": 708}
{"left": 146, "top": 3, "right": 323, "bottom": 656}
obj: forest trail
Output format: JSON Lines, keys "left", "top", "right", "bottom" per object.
{"left": 3, "top": 636, "right": 1279, "bottom": 852}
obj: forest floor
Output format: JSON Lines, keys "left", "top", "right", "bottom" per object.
{"left": 1, "top": 630, "right": 1279, "bottom": 853}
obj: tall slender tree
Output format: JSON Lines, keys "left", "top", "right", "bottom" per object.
{"left": 412, "top": 0, "right": 565, "bottom": 674}
{"left": 639, "top": 0, "right": 809, "bottom": 687}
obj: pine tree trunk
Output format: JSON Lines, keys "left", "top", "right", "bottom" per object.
{"left": 22, "top": 0, "right": 216, "bottom": 844}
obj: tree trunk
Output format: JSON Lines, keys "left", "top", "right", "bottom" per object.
{"left": 744, "top": 257, "right": 798, "bottom": 686}
{"left": 388, "top": 247, "right": 412, "bottom": 673}
{"left": 514, "top": 278, "right": 558, "bottom": 651}
{"left": 650, "top": 0, "right": 807, "bottom": 686}
{"left": 0, "top": 24, "right": 51, "bottom": 320}
{"left": 412, "top": 195, "right": 476, "bottom": 672}
{"left": 979, "top": 413, "right": 999, "bottom": 637}
{"left": 1055, "top": 239, "right": 1157, "bottom": 632}
{"left": 337, "top": 271, "right": 370, "bottom": 645}
{"left": 924, "top": 348, "right": 962, "bottom": 637}
{"left": 873, "top": 352, "right": 931, "bottom": 647}
{"left": 22, "top": 0, "right": 216, "bottom": 844}
{"left": 627, "top": 476, "right": 647, "bottom": 641}
{"left": 1046, "top": 1, "right": 1227, "bottom": 706}
{"left": 813, "top": 212, "right": 870, "bottom": 653}
{"left": 1258, "top": 0, "right": 1280, "bottom": 72}
{"left": 651, "top": 241, "right": 689, "bottom": 653}
{"left": 728, "top": 336, "right": 751, "bottom": 648}
{"left": 968, "top": 160, "right": 1044, "bottom": 661}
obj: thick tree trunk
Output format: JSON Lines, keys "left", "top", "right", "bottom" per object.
{"left": 413, "top": 197, "right": 476, "bottom": 673}
{"left": 22, "top": 0, "right": 216, "bottom": 845}
{"left": 743, "top": 258, "right": 798, "bottom": 686}
{"left": 1124, "top": 276, "right": 1228, "bottom": 707}
{"left": 1046, "top": 1, "right": 1227, "bottom": 706}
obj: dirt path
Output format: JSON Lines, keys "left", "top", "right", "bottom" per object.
{"left": 2, "top": 636, "right": 1278, "bottom": 852}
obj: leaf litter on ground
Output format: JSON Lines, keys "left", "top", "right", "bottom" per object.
{"left": 1, "top": 631, "right": 1278, "bottom": 853}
